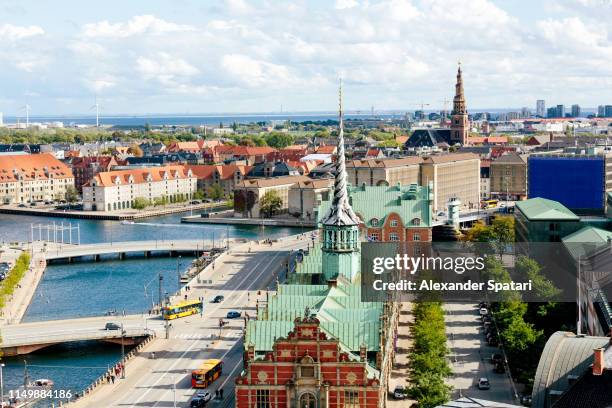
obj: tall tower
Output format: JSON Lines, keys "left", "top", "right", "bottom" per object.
{"left": 450, "top": 63, "right": 469, "bottom": 145}
{"left": 320, "top": 79, "right": 361, "bottom": 283}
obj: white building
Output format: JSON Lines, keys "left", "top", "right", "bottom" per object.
{"left": 82, "top": 165, "right": 196, "bottom": 212}
{"left": 0, "top": 153, "right": 74, "bottom": 204}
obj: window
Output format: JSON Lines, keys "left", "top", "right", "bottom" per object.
{"left": 368, "top": 232, "right": 380, "bottom": 242}
{"left": 300, "top": 366, "right": 315, "bottom": 377}
{"left": 390, "top": 219, "right": 398, "bottom": 227}
{"left": 371, "top": 218, "right": 379, "bottom": 226}
{"left": 411, "top": 218, "right": 421, "bottom": 226}
{"left": 256, "top": 389, "right": 271, "bottom": 408}
{"left": 300, "top": 393, "right": 316, "bottom": 408}
{"left": 413, "top": 233, "right": 421, "bottom": 241}
{"left": 389, "top": 233, "right": 399, "bottom": 242}
{"left": 344, "top": 391, "right": 359, "bottom": 408}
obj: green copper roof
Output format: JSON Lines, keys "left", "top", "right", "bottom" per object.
{"left": 516, "top": 197, "right": 579, "bottom": 221}
{"left": 317, "top": 183, "right": 432, "bottom": 228}
{"left": 562, "top": 226, "right": 612, "bottom": 259}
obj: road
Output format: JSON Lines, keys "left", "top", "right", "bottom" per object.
{"left": 1, "top": 315, "right": 165, "bottom": 352}
{"left": 445, "top": 303, "right": 517, "bottom": 404}
{"left": 69, "top": 235, "right": 309, "bottom": 408}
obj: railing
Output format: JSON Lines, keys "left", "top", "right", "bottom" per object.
{"left": 2, "top": 327, "right": 154, "bottom": 347}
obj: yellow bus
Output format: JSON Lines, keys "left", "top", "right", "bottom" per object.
{"left": 191, "top": 359, "right": 223, "bottom": 388}
{"left": 162, "top": 299, "right": 203, "bottom": 320}
{"left": 481, "top": 199, "right": 498, "bottom": 209}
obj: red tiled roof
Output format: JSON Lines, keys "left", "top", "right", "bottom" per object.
{"left": 0, "top": 153, "right": 73, "bottom": 182}
{"left": 91, "top": 165, "right": 191, "bottom": 187}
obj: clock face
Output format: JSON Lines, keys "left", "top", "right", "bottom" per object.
{"left": 257, "top": 371, "right": 269, "bottom": 383}
{"left": 346, "top": 372, "right": 357, "bottom": 384}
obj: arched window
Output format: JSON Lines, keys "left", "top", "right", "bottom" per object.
{"left": 371, "top": 218, "right": 379, "bottom": 227}
{"left": 300, "top": 393, "right": 316, "bottom": 408}
{"left": 411, "top": 218, "right": 421, "bottom": 226}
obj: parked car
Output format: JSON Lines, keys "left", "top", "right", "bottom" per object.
{"left": 212, "top": 295, "right": 224, "bottom": 303}
{"left": 477, "top": 377, "right": 491, "bottom": 390}
{"left": 494, "top": 362, "right": 505, "bottom": 373}
{"left": 393, "top": 386, "right": 406, "bottom": 400}
{"left": 104, "top": 322, "right": 121, "bottom": 330}
{"left": 190, "top": 200, "right": 201, "bottom": 205}
{"left": 190, "top": 397, "right": 207, "bottom": 408}
{"left": 487, "top": 337, "right": 499, "bottom": 347}
{"left": 18, "top": 203, "right": 27, "bottom": 207}
{"left": 196, "top": 391, "right": 212, "bottom": 402}
{"left": 491, "top": 353, "right": 504, "bottom": 365}
{"left": 479, "top": 307, "right": 489, "bottom": 316}
{"left": 226, "top": 311, "right": 241, "bottom": 319}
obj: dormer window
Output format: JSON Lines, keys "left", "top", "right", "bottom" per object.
{"left": 371, "top": 218, "right": 379, "bottom": 227}
{"left": 411, "top": 218, "right": 421, "bottom": 226}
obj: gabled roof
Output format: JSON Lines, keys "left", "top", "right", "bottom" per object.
{"left": 347, "top": 157, "right": 422, "bottom": 168}
{"left": 491, "top": 152, "right": 527, "bottom": 165}
{"left": 422, "top": 152, "right": 479, "bottom": 164}
{"left": 90, "top": 165, "right": 191, "bottom": 187}
{"left": 562, "top": 226, "right": 612, "bottom": 259}
{"left": 516, "top": 198, "right": 579, "bottom": 221}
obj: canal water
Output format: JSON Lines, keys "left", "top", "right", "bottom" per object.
{"left": 0, "top": 211, "right": 304, "bottom": 406}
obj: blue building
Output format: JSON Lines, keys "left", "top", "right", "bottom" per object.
{"left": 528, "top": 154, "right": 611, "bottom": 214}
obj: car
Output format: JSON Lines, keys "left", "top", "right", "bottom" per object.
{"left": 212, "top": 295, "right": 224, "bottom": 303}
{"left": 488, "top": 337, "right": 499, "bottom": 347}
{"left": 190, "top": 200, "right": 201, "bottom": 205}
{"left": 494, "top": 362, "right": 505, "bottom": 373}
{"left": 477, "top": 377, "right": 491, "bottom": 390}
{"left": 29, "top": 202, "right": 36, "bottom": 206}
{"left": 520, "top": 394, "right": 533, "bottom": 406}
{"left": 479, "top": 307, "right": 489, "bottom": 316}
{"left": 18, "top": 203, "right": 27, "bottom": 207}
{"left": 196, "top": 391, "right": 212, "bottom": 402}
{"left": 491, "top": 353, "right": 503, "bottom": 365}
{"left": 104, "top": 322, "right": 121, "bottom": 330}
{"left": 437, "top": 211, "right": 446, "bottom": 217}
{"left": 393, "top": 386, "right": 406, "bottom": 399}
{"left": 226, "top": 311, "right": 241, "bottom": 319}
{"left": 190, "top": 397, "right": 207, "bottom": 408}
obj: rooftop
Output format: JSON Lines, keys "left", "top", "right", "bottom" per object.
{"left": 515, "top": 198, "right": 580, "bottom": 221}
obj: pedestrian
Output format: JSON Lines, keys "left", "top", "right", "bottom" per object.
{"left": 184, "top": 294, "right": 188, "bottom": 300}
{"left": 111, "top": 374, "right": 115, "bottom": 384}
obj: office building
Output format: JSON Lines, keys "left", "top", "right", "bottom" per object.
{"left": 557, "top": 104, "right": 565, "bottom": 118}
{"left": 606, "top": 105, "right": 612, "bottom": 118}
{"left": 597, "top": 105, "right": 605, "bottom": 117}
{"left": 346, "top": 157, "right": 422, "bottom": 187}
{"left": 536, "top": 100, "right": 545, "bottom": 117}
{"left": 82, "top": 165, "right": 196, "bottom": 211}
{"left": 0, "top": 153, "right": 74, "bottom": 204}
{"left": 490, "top": 153, "right": 527, "bottom": 200}
{"left": 571, "top": 104, "right": 581, "bottom": 117}
{"left": 421, "top": 153, "right": 481, "bottom": 211}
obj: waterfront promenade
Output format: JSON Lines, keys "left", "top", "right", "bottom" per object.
{"left": 66, "top": 235, "right": 308, "bottom": 407}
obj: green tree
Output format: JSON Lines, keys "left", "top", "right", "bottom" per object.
{"left": 132, "top": 197, "right": 150, "bottom": 210}
{"left": 265, "top": 132, "right": 294, "bottom": 149}
{"left": 65, "top": 186, "right": 79, "bottom": 206}
{"left": 259, "top": 190, "right": 283, "bottom": 217}
{"left": 207, "top": 184, "right": 225, "bottom": 200}
{"left": 515, "top": 256, "right": 561, "bottom": 302}
{"left": 193, "top": 190, "right": 206, "bottom": 200}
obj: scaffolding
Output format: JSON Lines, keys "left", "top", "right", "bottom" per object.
{"left": 30, "top": 222, "right": 81, "bottom": 245}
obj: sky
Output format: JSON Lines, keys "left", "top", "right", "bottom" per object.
{"left": 0, "top": 0, "right": 611, "bottom": 115}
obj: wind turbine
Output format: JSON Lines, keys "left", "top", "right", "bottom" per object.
{"left": 20, "top": 104, "right": 31, "bottom": 128}
{"left": 90, "top": 97, "right": 100, "bottom": 127}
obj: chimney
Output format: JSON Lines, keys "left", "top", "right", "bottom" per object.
{"left": 593, "top": 348, "right": 605, "bottom": 376}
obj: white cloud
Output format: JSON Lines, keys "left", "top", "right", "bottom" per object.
{"left": 221, "top": 54, "right": 292, "bottom": 87}
{"left": 335, "top": 0, "right": 359, "bottom": 9}
{"left": 136, "top": 54, "right": 199, "bottom": 80}
{"left": 88, "top": 77, "right": 117, "bottom": 92}
{"left": 0, "top": 24, "right": 44, "bottom": 41}
{"left": 83, "top": 15, "right": 194, "bottom": 38}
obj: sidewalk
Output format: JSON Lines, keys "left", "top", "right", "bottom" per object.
{"left": 0, "top": 246, "right": 47, "bottom": 325}
{"left": 387, "top": 303, "right": 417, "bottom": 407}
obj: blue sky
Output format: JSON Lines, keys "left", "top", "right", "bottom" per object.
{"left": 0, "top": 0, "right": 611, "bottom": 115}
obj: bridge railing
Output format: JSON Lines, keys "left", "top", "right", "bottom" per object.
{"left": 2, "top": 327, "right": 155, "bottom": 347}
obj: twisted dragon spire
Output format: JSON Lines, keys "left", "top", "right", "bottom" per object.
{"left": 320, "top": 79, "right": 361, "bottom": 227}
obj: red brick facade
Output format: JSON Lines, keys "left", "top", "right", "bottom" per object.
{"left": 359, "top": 212, "right": 432, "bottom": 243}
{"left": 236, "top": 317, "right": 381, "bottom": 408}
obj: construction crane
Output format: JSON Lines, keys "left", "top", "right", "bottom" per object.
{"left": 410, "top": 102, "right": 430, "bottom": 120}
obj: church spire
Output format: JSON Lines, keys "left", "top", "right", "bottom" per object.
{"left": 452, "top": 62, "right": 466, "bottom": 115}
{"left": 320, "top": 79, "right": 360, "bottom": 227}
